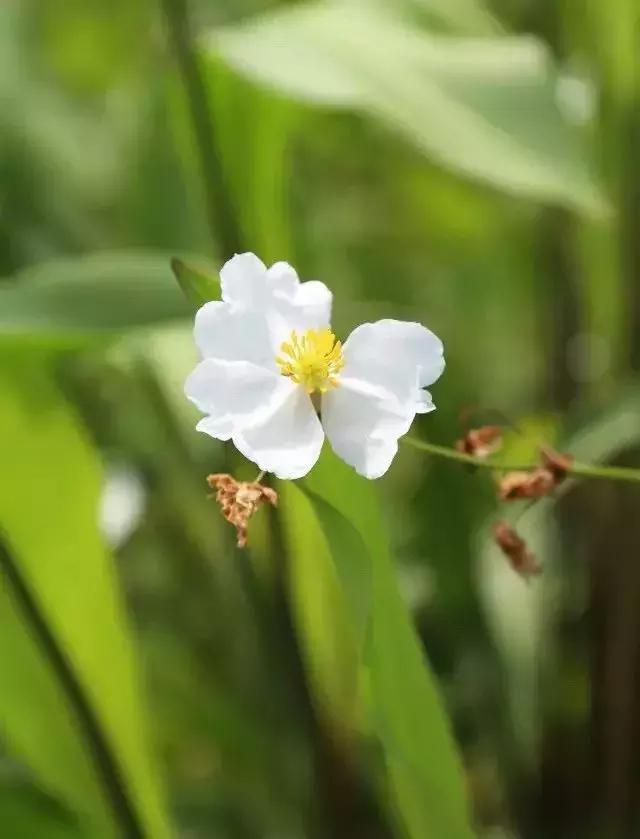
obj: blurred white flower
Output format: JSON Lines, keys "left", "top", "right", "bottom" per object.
{"left": 99, "top": 466, "right": 146, "bottom": 548}
{"left": 185, "top": 253, "right": 444, "bottom": 480}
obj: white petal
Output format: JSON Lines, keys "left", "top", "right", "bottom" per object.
{"left": 263, "top": 279, "right": 332, "bottom": 345}
{"left": 415, "top": 389, "right": 436, "bottom": 414}
{"left": 266, "top": 261, "right": 300, "bottom": 297}
{"left": 185, "top": 359, "right": 287, "bottom": 441}
{"left": 263, "top": 280, "right": 333, "bottom": 357}
{"left": 219, "top": 255, "right": 331, "bottom": 328}
{"left": 219, "top": 252, "right": 268, "bottom": 306}
{"left": 285, "top": 280, "right": 332, "bottom": 330}
{"left": 322, "top": 377, "right": 412, "bottom": 480}
{"left": 194, "top": 301, "right": 275, "bottom": 368}
{"left": 233, "top": 386, "right": 324, "bottom": 479}
{"left": 342, "top": 319, "right": 444, "bottom": 412}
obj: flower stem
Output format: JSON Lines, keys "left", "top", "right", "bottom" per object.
{"left": 402, "top": 437, "right": 640, "bottom": 485}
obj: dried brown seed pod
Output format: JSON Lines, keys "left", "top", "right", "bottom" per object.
{"left": 492, "top": 521, "right": 541, "bottom": 580}
{"left": 539, "top": 446, "right": 573, "bottom": 482}
{"left": 455, "top": 425, "right": 503, "bottom": 459}
{"left": 498, "top": 467, "right": 556, "bottom": 501}
{"left": 206, "top": 473, "right": 278, "bottom": 548}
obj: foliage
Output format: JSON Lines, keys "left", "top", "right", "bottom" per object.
{"left": 1, "top": 0, "right": 639, "bottom": 836}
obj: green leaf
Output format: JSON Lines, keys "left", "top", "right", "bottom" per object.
{"left": 0, "top": 251, "right": 194, "bottom": 339}
{"left": 406, "top": 0, "right": 501, "bottom": 35}
{"left": 562, "top": 389, "right": 640, "bottom": 462}
{"left": 0, "top": 356, "right": 171, "bottom": 837}
{"left": 170, "top": 257, "right": 220, "bottom": 309}
{"left": 207, "top": 1, "right": 606, "bottom": 214}
{"left": 288, "top": 448, "right": 474, "bottom": 839}
{"left": 0, "top": 783, "right": 85, "bottom": 839}
{"left": 278, "top": 481, "right": 362, "bottom": 735}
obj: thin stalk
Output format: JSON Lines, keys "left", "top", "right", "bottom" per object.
{"left": 402, "top": 437, "right": 640, "bottom": 485}
{"left": 160, "top": 0, "right": 242, "bottom": 256}
{"left": 0, "top": 536, "right": 145, "bottom": 838}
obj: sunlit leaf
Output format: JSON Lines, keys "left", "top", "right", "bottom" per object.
{"left": 398, "top": 0, "right": 501, "bottom": 35}
{"left": 207, "top": 1, "right": 606, "bottom": 213}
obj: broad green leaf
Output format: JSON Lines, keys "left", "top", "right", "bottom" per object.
{"left": 0, "top": 356, "right": 170, "bottom": 837}
{"left": 392, "top": 0, "right": 501, "bottom": 35}
{"left": 294, "top": 448, "right": 473, "bottom": 839}
{"left": 416, "top": 0, "right": 499, "bottom": 34}
{"left": 170, "top": 258, "right": 220, "bottom": 309}
{"left": 0, "top": 251, "right": 193, "bottom": 338}
{"left": 207, "top": 2, "right": 606, "bottom": 213}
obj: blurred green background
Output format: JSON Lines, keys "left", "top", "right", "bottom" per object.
{"left": 1, "top": 0, "right": 640, "bottom": 837}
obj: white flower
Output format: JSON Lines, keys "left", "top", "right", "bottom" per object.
{"left": 185, "top": 253, "right": 444, "bottom": 480}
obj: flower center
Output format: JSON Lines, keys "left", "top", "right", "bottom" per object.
{"left": 276, "top": 328, "right": 344, "bottom": 394}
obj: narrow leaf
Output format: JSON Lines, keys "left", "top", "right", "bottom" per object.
{"left": 0, "top": 356, "right": 171, "bottom": 837}
{"left": 0, "top": 252, "right": 193, "bottom": 339}
{"left": 298, "top": 448, "right": 474, "bottom": 838}
{"left": 170, "top": 257, "right": 220, "bottom": 308}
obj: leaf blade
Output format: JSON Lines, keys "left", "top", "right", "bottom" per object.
{"left": 0, "top": 356, "right": 171, "bottom": 837}
{"left": 298, "top": 448, "right": 474, "bottom": 839}
{"left": 208, "top": 2, "right": 606, "bottom": 213}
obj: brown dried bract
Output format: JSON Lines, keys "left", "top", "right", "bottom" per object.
{"left": 455, "top": 425, "right": 503, "bottom": 459}
{"left": 492, "top": 521, "right": 541, "bottom": 581}
{"left": 498, "top": 467, "right": 555, "bottom": 501}
{"left": 498, "top": 446, "right": 573, "bottom": 501}
{"left": 540, "top": 446, "right": 573, "bottom": 482}
{"left": 206, "top": 473, "right": 278, "bottom": 548}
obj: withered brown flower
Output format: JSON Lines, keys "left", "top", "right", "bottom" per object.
{"left": 498, "top": 467, "right": 555, "bottom": 501}
{"left": 492, "top": 521, "right": 541, "bottom": 580}
{"left": 206, "top": 473, "right": 278, "bottom": 548}
{"left": 455, "top": 425, "right": 503, "bottom": 459}
{"left": 540, "top": 446, "right": 573, "bottom": 481}
{"left": 498, "top": 445, "right": 573, "bottom": 501}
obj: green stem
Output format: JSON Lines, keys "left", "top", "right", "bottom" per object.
{"left": 568, "top": 460, "right": 640, "bottom": 484}
{"left": 402, "top": 437, "right": 640, "bottom": 485}
{"left": 160, "top": 0, "right": 242, "bottom": 257}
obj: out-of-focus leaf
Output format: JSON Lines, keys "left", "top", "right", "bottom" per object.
{"left": 203, "top": 59, "right": 297, "bottom": 264}
{"left": 170, "top": 257, "right": 220, "bottom": 309}
{"left": 0, "top": 252, "right": 193, "bottom": 338}
{"left": 0, "top": 783, "right": 85, "bottom": 839}
{"left": 409, "top": 0, "right": 501, "bottom": 35}
{"left": 207, "top": 2, "right": 606, "bottom": 213}
{"left": 562, "top": 389, "right": 640, "bottom": 462}
{"left": 287, "top": 448, "right": 473, "bottom": 839}
{"left": 477, "top": 393, "right": 640, "bottom": 767}
{"left": 477, "top": 495, "right": 556, "bottom": 766}
{"left": 0, "top": 356, "right": 170, "bottom": 837}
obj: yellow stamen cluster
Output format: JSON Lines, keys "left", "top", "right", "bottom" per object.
{"left": 276, "top": 328, "right": 344, "bottom": 394}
